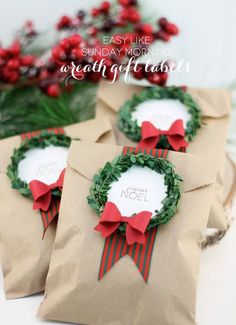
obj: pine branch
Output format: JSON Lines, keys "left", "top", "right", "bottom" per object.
{"left": 0, "top": 81, "right": 97, "bottom": 139}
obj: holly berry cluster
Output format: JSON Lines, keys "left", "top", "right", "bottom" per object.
{"left": 154, "top": 17, "right": 179, "bottom": 42}
{"left": 55, "top": 1, "right": 178, "bottom": 43}
{"left": 131, "top": 63, "right": 168, "bottom": 86}
{"left": 0, "top": 41, "right": 37, "bottom": 84}
{"left": 0, "top": 0, "right": 179, "bottom": 97}
{"left": 56, "top": 0, "right": 141, "bottom": 34}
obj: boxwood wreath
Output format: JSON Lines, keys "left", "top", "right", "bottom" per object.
{"left": 117, "top": 86, "right": 202, "bottom": 148}
{"left": 88, "top": 152, "right": 182, "bottom": 234}
{"left": 7, "top": 131, "right": 72, "bottom": 198}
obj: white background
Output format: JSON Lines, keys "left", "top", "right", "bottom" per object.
{"left": 1, "top": 0, "right": 236, "bottom": 324}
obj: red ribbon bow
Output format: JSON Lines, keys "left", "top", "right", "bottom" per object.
{"left": 95, "top": 201, "right": 152, "bottom": 245}
{"left": 138, "top": 119, "right": 188, "bottom": 151}
{"left": 29, "top": 169, "right": 65, "bottom": 212}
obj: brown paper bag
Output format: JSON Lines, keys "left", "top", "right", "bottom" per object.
{"left": 96, "top": 81, "right": 231, "bottom": 229}
{"left": 0, "top": 117, "right": 115, "bottom": 299}
{"left": 38, "top": 141, "right": 216, "bottom": 325}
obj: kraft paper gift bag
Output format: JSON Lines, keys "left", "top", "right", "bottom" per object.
{"left": 0, "top": 117, "right": 115, "bottom": 299}
{"left": 38, "top": 141, "right": 216, "bottom": 325}
{"left": 96, "top": 81, "right": 231, "bottom": 229}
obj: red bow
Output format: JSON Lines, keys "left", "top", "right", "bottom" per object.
{"left": 95, "top": 201, "right": 152, "bottom": 245}
{"left": 29, "top": 169, "right": 65, "bottom": 212}
{"left": 138, "top": 119, "right": 188, "bottom": 151}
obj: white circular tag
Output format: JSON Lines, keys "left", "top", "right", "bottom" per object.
{"left": 107, "top": 165, "right": 167, "bottom": 217}
{"left": 18, "top": 145, "right": 69, "bottom": 185}
{"left": 131, "top": 98, "right": 191, "bottom": 131}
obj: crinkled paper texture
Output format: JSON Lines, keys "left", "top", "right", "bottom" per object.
{"left": 0, "top": 117, "right": 115, "bottom": 299}
{"left": 38, "top": 141, "right": 216, "bottom": 325}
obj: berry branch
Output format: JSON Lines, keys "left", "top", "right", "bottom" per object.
{"left": 0, "top": 0, "right": 179, "bottom": 97}
{"left": 0, "top": 0, "right": 179, "bottom": 139}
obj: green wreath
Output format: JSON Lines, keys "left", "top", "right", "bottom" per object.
{"left": 88, "top": 152, "right": 182, "bottom": 234}
{"left": 7, "top": 131, "right": 72, "bottom": 198}
{"left": 117, "top": 86, "right": 202, "bottom": 148}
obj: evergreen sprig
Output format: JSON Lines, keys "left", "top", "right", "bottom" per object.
{"left": 7, "top": 132, "right": 71, "bottom": 198}
{"left": 88, "top": 152, "right": 182, "bottom": 234}
{"left": 117, "top": 86, "right": 202, "bottom": 148}
{"left": 0, "top": 82, "right": 97, "bottom": 139}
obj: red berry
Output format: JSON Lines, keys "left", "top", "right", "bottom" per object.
{"left": 153, "top": 30, "right": 170, "bottom": 42}
{"left": 8, "top": 42, "right": 21, "bottom": 56}
{"left": 119, "top": 44, "right": 130, "bottom": 56}
{"left": 158, "top": 17, "right": 168, "bottom": 28}
{"left": 141, "top": 24, "right": 153, "bottom": 35}
{"left": 129, "top": 8, "right": 141, "bottom": 23}
{"left": 0, "top": 48, "right": 8, "bottom": 59}
{"left": 87, "top": 71, "right": 102, "bottom": 82}
{"left": 57, "top": 15, "right": 72, "bottom": 29}
{"left": 47, "top": 84, "right": 61, "bottom": 97}
{"left": 104, "top": 58, "right": 113, "bottom": 66}
{"left": 6, "top": 58, "right": 20, "bottom": 70}
{"left": 119, "top": 10, "right": 129, "bottom": 21}
{"left": 105, "top": 68, "right": 119, "bottom": 81}
{"left": 164, "top": 23, "right": 179, "bottom": 35}
{"left": 52, "top": 46, "right": 67, "bottom": 61}
{"left": 68, "top": 34, "right": 82, "bottom": 47}
{"left": 132, "top": 65, "right": 144, "bottom": 80}
{"left": 116, "top": 19, "right": 128, "bottom": 27}
{"left": 119, "top": 0, "right": 131, "bottom": 6}
{"left": 9, "top": 71, "right": 20, "bottom": 83}
{"left": 60, "top": 38, "right": 71, "bottom": 51}
{"left": 180, "top": 85, "right": 187, "bottom": 92}
{"left": 100, "top": 1, "right": 110, "bottom": 14}
{"left": 74, "top": 69, "right": 86, "bottom": 80}
{"left": 147, "top": 73, "right": 161, "bottom": 85}
{"left": 91, "top": 8, "right": 100, "bottom": 17}
{"left": 88, "top": 26, "right": 98, "bottom": 37}
{"left": 159, "top": 72, "right": 168, "bottom": 86}
{"left": 2, "top": 67, "right": 20, "bottom": 82}
{"left": 130, "top": 12, "right": 141, "bottom": 23}
{"left": 20, "top": 55, "right": 35, "bottom": 66}
{"left": 70, "top": 48, "right": 84, "bottom": 60}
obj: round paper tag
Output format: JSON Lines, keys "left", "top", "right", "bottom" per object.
{"left": 131, "top": 98, "right": 191, "bottom": 131}
{"left": 18, "top": 145, "right": 69, "bottom": 185}
{"left": 107, "top": 165, "right": 167, "bottom": 217}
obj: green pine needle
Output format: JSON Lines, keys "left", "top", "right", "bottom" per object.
{"left": 0, "top": 81, "right": 98, "bottom": 139}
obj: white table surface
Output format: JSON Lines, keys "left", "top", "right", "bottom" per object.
{"left": 1, "top": 0, "right": 236, "bottom": 324}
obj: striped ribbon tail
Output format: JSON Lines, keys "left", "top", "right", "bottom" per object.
{"left": 20, "top": 127, "right": 64, "bottom": 237}
{"left": 40, "top": 197, "right": 60, "bottom": 239}
{"left": 20, "top": 127, "right": 64, "bottom": 140}
{"left": 97, "top": 147, "right": 167, "bottom": 282}
{"left": 122, "top": 146, "right": 169, "bottom": 159}
{"left": 98, "top": 228, "right": 157, "bottom": 282}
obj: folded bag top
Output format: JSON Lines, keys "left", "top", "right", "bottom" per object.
{"left": 97, "top": 81, "right": 231, "bottom": 118}
{"left": 68, "top": 141, "right": 216, "bottom": 193}
{"left": 0, "top": 116, "right": 113, "bottom": 173}
{"left": 38, "top": 141, "right": 216, "bottom": 325}
{"left": 0, "top": 117, "right": 115, "bottom": 300}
